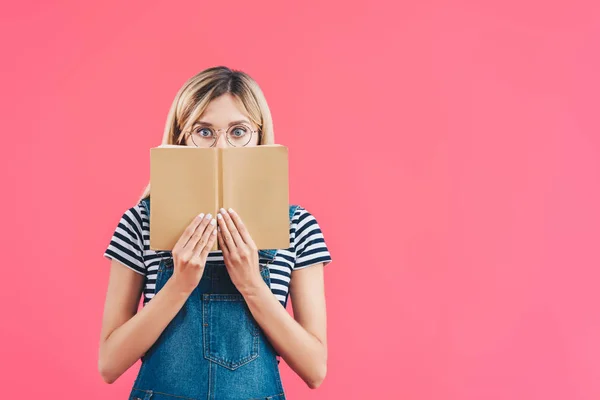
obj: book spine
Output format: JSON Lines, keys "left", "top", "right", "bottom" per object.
{"left": 217, "top": 148, "right": 223, "bottom": 211}
{"left": 216, "top": 149, "right": 223, "bottom": 251}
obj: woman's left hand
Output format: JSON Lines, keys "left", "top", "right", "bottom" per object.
{"left": 216, "top": 208, "right": 265, "bottom": 295}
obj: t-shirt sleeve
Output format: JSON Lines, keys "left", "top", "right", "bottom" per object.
{"left": 103, "top": 205, "right": 146, "bottom": 275}
{"left": 292, "top": 207, "right": 332, "bottom": 270}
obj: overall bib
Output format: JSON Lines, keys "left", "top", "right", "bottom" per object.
{"left": 129, "top": 199, "right": 297, "bottom": 400}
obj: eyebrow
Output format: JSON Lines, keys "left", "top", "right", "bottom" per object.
{"left": 193, "top": 119, "right": 251, "bottom": 127}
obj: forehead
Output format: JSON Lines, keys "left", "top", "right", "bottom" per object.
{"left": 198, "top": 93, "right": 250, "bottom": 124}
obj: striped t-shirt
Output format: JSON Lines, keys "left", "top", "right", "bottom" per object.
{"left": 104, "top": 201, "right": 332, "bottom": 308}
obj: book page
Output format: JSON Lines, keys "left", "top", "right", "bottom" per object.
{"left": 149, "top": 147, "right": 219, "bottom": 250}
{"left": 221, "top": 145, "right": 290, "bottom": 250}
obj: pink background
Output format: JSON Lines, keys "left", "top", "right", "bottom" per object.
{"left": 2, "top": 0, "right": 600, "bottom": 399}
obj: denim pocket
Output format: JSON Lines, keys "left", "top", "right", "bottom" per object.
{"left": 202, "top": 293, "right": 260, "bottom": 370}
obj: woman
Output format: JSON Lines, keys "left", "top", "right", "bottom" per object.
{"left": 98, "top": 66, "right": 332, "bottom": 400}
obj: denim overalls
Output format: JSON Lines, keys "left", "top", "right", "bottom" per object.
{"left": 129, "top": 199, "right": 298, "bottom": 400}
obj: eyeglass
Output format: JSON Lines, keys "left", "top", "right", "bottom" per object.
{"left": 184, "top": 123, "right": 260, "bottom": 148}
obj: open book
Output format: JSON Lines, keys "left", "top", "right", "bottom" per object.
{"left": 149, "top": 144, "right": 289, "bottom": 251}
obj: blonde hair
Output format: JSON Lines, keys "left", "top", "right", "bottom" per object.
{"left": 138, "top": 66, "right": 274, "bottom": 202}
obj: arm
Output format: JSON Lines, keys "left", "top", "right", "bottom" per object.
{"left": 97, "top": 260, "right": 192, "bottom": 384}
{"left": 216, "top": 208, "right": 328, "bottom": 388}
{"left": 98, "top": 210, "right": 218, "bottom": 384}
{"left": 98, "top": 208, "right": 216, "bottom": 383}
{"left": 243, "top": 263, "right": 327, "bottom": 389}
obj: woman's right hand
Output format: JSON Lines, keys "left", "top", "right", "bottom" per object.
{"left": 171, "top": 213, "right": 217, "bottom": 295}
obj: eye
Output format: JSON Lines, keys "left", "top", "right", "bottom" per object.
{"left": 194, "top": 127, "right": 214, "bottom": 138}
{"left": 230, "top": 125, "right": 250, "bottom": 138}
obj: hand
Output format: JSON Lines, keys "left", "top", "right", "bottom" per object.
{"left": 171, "top": 213, "right": 217, "bottom": 295}
{"left": 217, "top": 208, "right": 264, "bottom": 295}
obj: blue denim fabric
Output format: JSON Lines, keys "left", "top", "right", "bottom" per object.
{"left": 129, "top": 200, "right": 297, "bottom": 400}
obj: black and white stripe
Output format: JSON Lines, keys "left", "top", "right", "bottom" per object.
{"left": 104, "top": 203, "right": 331, "bottom": 308}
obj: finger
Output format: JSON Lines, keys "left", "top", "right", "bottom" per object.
{"left": 191, "top": 218, "right": 217, "bottom": 258}
{"left": 217, "top": 228, "right": 230, "bottom": 257}
{"left": 217, "top": 212, "right": 237, "bottom": 250}
{"left": 173, "top": 213, "right": 208, "bottom": 253}
{"left": 183, "top": 213, "right": 213, "bottom": 250}
{"left": 227, "top": 208, "right": 255, "bottom": 247}
{"left": 218, "top": 208, "right": 244, "bottom": 247}
{"left": 200, "top": 226, "right": 218, "bottom": 259}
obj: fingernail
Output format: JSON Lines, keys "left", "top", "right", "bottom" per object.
{"left": 220, "top": 208, "right": 227, "bottom": 214}
{"left": 217, "top": 213, "right": 223, "bottom": 219}
{"left": 210, "top": 218, "right": 216, "bottom": 225}
{"left": 206, "top": 213, "right": 212, "bottom": 219}
{"left": 198, "top": 213, "right": 205, "bottom": 219}
{"left": 212, "top": 229, "right": 217, "bottom": 235}
{"left": 228, "top": 208, "right": 234, "bottom": 213}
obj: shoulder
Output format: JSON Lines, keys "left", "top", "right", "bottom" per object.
{"left": 290, "top": 205, "right": 325, "bottom": 239}
{"left": 291, "top": 205, "right": 319, "bottom": 225}
{"left": 117, "top": 202, "right": 148, "bottom": 236}
{"left": 104, "top": 201, "right": 149, "bottom": 273}
{"left": 290, "top": 205, "right": 332, "bottom": 268}
{"left": 125, "top": 202, "right": 147, "bottom": 222}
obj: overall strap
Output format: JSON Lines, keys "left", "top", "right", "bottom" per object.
{"left": 141, "top": 197, "right": 150, "bottom": 213}
{"left": 288, "top": 204, "right": 299, "bottom": 222}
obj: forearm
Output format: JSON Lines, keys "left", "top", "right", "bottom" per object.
{"left": 242, "top": 283, "right": 327, "bottom": 388}
{"left": 99, "top": 278, "right": 191, "bottom": 383}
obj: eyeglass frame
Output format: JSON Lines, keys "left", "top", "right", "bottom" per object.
{"left": 181, "top": 123, "right": 262, "bottom": 148}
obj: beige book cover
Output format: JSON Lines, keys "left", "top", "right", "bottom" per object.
{"left": 149, "top": 144, "right": 289, "bottom": 251}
